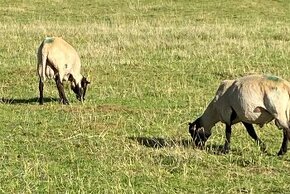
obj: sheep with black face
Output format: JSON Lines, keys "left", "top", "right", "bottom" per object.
{"left": 37, "top": 37, "right": 90, "bottom": 105}
{"left": 189, "top": 74, "right": 290, "bottom": 155}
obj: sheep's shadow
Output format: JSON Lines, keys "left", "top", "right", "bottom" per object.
{"left": 0, "top": 97, "right": 58, "bottom": 104}
{"left": 205, "top": 144, "right": 232, "bottom": 155}
{"left": 128, "top": 136, "right": 192, "bottom": 148}
{"left": 129, "top": 136, "right": 240, "bottom": 155}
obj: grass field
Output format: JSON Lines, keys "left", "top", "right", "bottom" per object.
{"left": 1, "top": 0, "right": 290, "bottom": 193}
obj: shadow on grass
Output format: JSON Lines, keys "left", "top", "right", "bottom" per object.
{"left": 0, "top": 97, "right": 58, "bottom": 104}
{"left": 205, "top": 144, "right": 275, "bottom": 156}
{"left": 129, "top": 136, "right": 243, "bottom": 155}
{"left": 132, "top": 136, "right": 281, "bottom": 158}
{"left": 204, "top": 144, "right": 242, "bottom": 155}
{"left": 128, "top": 136, "right": 192, "bottom": 148}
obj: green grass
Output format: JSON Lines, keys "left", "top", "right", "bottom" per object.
{"left": 1, "top": 0, "right": 290, "bottom": 193}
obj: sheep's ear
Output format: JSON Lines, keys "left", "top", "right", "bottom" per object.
{"left": 86, "top": 73, "right": 91, "bottom": 84}
{"left": 68, "top": 74, "right": 74, "bottom": 82}
{"left": 71, "top": 81, "right": 76, "bottom": 88}
{"left": 83, "top": 77, "right": 90, "bottom": 84}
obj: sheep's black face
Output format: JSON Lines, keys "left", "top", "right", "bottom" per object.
{"left": 71, "top": 84, "right": 83, "bottom": 101}
{"left": 71, "top": 77, "right": 90, "bottom": 102}
{"left": 188, "top": 118, "right": 211, "bottom": 148}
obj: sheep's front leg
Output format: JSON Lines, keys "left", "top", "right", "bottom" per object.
{"left": 278, "top": 128, "right": 290, "bottom": 156}
{"left": 54, "top": 75, "right": 69, "bottom": 105}
{"left": 39, "top": 80, "right": 44, "bottom": 105}
{"left": 223, "top": 124, "right": 232, "bottom": 153}
{"left": 242, "top": 122, "right": 266, "bottom": 152}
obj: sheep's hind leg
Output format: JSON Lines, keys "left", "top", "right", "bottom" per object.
{"left": 222, "top": 107, "right": 238, "bottom": 153}
{"left": 275, "top": 118, "right": 290, "bottom": 155}
{"left": 39, "top": 80, "right": 44, "bottom": 105}
{"left": 223, "top": 124, "right": 232, "bottom": 154}
{"left": 54, "top": 75, "right": 69, "bottom": 105}
{"left": 278, "top": 128, "right": 290, "bottom": 156}
{"left": 242, "top": 122, "right": 266, "bottom": 152}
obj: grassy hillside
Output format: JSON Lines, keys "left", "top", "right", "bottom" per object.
{"left": 1, "top": 0, "right": 290, "bottom": 193}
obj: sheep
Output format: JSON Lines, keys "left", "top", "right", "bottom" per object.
{"left": 188, "top": 74, "right": 290, "bottom": 155}
{"left": 37, "top": 37, "right": 90, "bottom": 105}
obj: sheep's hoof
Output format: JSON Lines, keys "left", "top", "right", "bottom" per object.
{"left": 59, "top": 98, "right": 69, "bottom": 105}
{"left": 222, "top": 149, "right": 229, "bottom": 154}
{"left": 39, "top": 99, "right": 44, "bottom": 105}
{"left": 259, "top": 142, "right": 267, "bottom": 153}
{"left": 222, "top": 144, "right": 230, "bottom": 154}
{"left": 221, "top": 147, "right": 230, "bottom": 154}
{"left": 63, "top": 101, "right": 69, "bottom": 105}
{"left": 277, "top": 150, "right": 286, "bottom": 156}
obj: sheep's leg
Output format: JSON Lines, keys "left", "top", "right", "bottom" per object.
{"left": 223, "top": 124, "right": 232, "bottom": 153}
{"left": 39, "top": 80, "right": 44, "bottom": 105}
{"left": 222, "top": 108, "right": 238, "bottom": 153}
{"left": 242, "top": 122, "right": 266, "bottom": 152}
{"left": 275, "top": 118, "right": 290, "bottom": 155}
{"left": 54, "top": 75, "right": 69, "bottom": 105}
{"left": 278, "top": 128, "right": 290, "bottom": 156}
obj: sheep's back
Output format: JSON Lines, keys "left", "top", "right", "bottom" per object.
{"left": 44, "top": 37, "right": 81, "bottom": 78}
{"left": 228, "top": 74, "right": 290, "bottom": 125}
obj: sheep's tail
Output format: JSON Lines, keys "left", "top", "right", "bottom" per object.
{"left": 37, "top": 40, "right": 48, "bottom": 82}
{"left": 41, "top": 52, "right": 47, "bottom": 82}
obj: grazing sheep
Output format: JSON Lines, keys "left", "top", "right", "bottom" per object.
{"left": 37, "top": 37, "right": 90, "bottom": 105}
{"left": 188, "top": 74, "right": 290, "bottom": 155}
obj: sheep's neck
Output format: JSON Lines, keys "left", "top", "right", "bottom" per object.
{"left": 200, "top": 101, "right": 219, "bottom": 131}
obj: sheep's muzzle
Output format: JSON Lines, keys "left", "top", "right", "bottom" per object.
{"left": 188, "top": 120, "right": 211, "bottom": 148}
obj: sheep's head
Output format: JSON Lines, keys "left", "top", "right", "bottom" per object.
{"left": 188, "top": 118, "right": 211, "bottom": 148}
{"left": 70, "top": 76, "right": 90, "bottom": 102}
